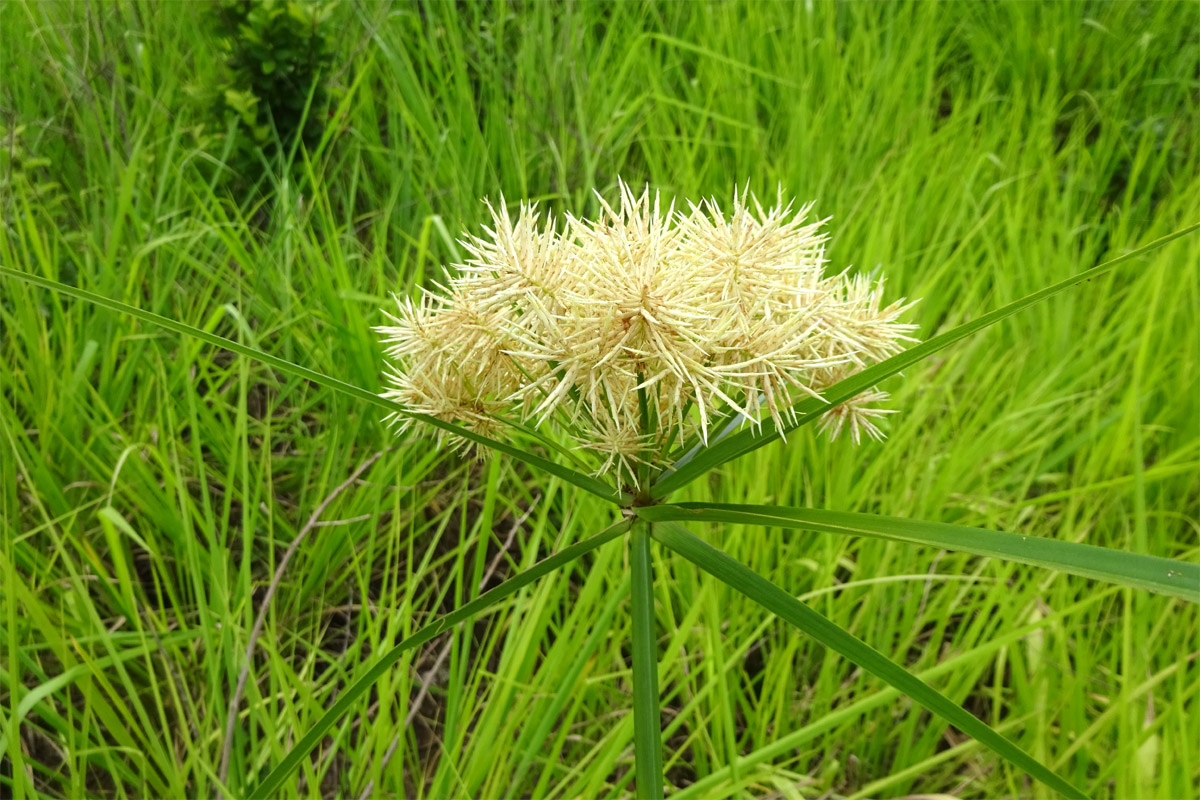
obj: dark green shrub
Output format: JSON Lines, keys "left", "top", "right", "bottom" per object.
{"left": 203, "top": 0, "right": 337, "bottom": 185}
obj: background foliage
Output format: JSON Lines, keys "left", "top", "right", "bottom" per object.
{"left": 199, "top": 0, "right": 338, "bottom": 187}
{"left": 1, "top": 1, "right": 1197, "bottom": 798}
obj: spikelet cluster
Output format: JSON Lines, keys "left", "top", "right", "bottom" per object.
{"left": 377, "top": 181, "right": 918, "bottom": 488}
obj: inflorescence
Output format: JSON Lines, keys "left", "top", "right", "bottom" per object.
{"left": 377, "top": 180, "right": 918, "bottom": 488}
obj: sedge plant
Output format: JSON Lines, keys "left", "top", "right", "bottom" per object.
{"left": 2, "top": 182, "right": 1197, "bottom": 799}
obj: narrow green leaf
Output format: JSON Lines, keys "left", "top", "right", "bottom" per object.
{"left": 652, "top": 223, "right": 1200, "bottom": 498}
{"left": 629, "top": 521, "right": 664, "bottom": 799}
{"left": 637, "top": 504, "right": 1200, "bottom": 602}
{"left": 651, "top": 521, "right": 1089, "bottom": 800}
{"left": 246, "top": 518, "right": 631, "bottom": 799}
{"left": 0, "top": 266, "right": 630, "bottom": 505}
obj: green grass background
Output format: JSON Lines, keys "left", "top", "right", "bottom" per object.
{"left": 2, "top": 1, "right": 1197, "bottom": 797}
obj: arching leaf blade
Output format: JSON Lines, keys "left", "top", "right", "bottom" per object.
{"left": 637, "top": 503, "right": 1199, "bottom": 602}
{"left": 245, "top": 518, "right": 630, "bottom": 799}
{"left": 651, "top": 520, "right": 1089, "bottom": 800}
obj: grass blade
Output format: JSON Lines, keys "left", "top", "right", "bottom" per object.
{"left": 651, "top": 521, "right": 1089, "bottom": 800}
{"left": 245, "top": 518, "right": 631, "bottom": 799}
{"left": 651, "top": 222, "right": 1200, "bottom": 498}
{"left": 629, "top": 521, "right": 665, "bottom": 799}
{"left": 637, "top": 504, "right": 1200, "bottom": 602}
{"left": 0, "top": 266, "right": 630, "bottom": 505}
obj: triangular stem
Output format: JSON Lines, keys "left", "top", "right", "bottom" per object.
{"left": 630, "top": 520, "right": 665, "bottom": 799}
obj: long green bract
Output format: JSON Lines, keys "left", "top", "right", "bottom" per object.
{"left": 651, "top": 520, "right": 1089, "bottom": 800}
{"left": 245, "top": 518, "right": 630, "bottom": 799}
{"left": 637, "top": 503, "right": 1200, "bottom": 602}
{"left": 0, "top": 266, "right": 630, "bottom": 505}
{"left": 668, "top": 588, "right": 1117, "bottom": 799}
{"left": 652, "top": 222, "right": 1200, "bottom": 498}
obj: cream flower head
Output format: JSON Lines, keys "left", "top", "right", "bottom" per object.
{"left": 377, "top": 180, "right": 917, "bottom": 488}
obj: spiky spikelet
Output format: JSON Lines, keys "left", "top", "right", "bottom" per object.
{"left": 376, "top": 180, "right": 918, "bottom": 486}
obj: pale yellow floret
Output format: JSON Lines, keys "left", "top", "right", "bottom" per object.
{"left": 375, "top": 178, "right": 919, "bottom": 485}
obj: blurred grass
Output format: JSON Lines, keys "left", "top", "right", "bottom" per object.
{"left": 1, "top": 0, "right": 1197, "bottom": 798}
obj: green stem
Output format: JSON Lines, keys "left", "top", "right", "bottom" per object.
{"left": 630, "top": 521, "right": 664, "bottom": 799}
